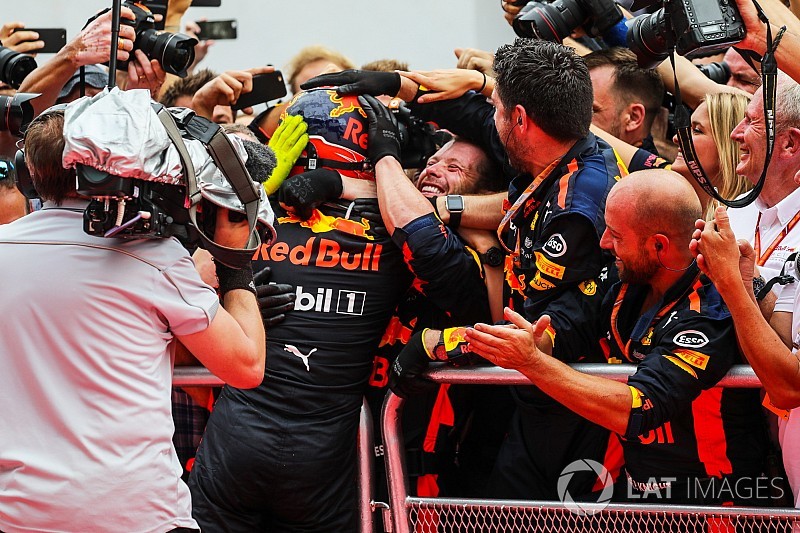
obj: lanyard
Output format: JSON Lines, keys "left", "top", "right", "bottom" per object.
{"left": 497, "top": 158, "right": 562, "bottom": 255}
{"left": 754, "top": 210, "right": 800, "bottom": 267}
{"left": 610, "top": 274, "right": 700, "bottom": 362}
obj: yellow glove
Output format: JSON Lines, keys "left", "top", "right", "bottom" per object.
{"left": 263, "top": 115, "right": 309, "bottom": 196}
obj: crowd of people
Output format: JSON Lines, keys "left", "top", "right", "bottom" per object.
{"left": 6, "top": 0, "right": 800, "bottom": 531}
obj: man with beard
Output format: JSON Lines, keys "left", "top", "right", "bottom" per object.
{"left": 304, "top": 38, "right": 626, "bottom": 500}
{"left": 466, "top": 169, "right": 768, "bottom": 506}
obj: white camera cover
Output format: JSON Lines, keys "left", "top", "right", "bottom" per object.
{"left": 62, "top": 87, "right": 275, "bottom": 242}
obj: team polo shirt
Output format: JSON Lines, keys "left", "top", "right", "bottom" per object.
{"left": 603, "top": 267, "right": 766, "bottom": 484}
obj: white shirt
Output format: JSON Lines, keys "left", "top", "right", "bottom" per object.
{"left": 0, "top": 201, "right": 218, "bottom": 532}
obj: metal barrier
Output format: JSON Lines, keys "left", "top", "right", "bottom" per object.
{"left": 381, "top": 364, "right": 800, "bottom": 533}
{"left": 172, "top": 368, "right": 376, "bottom": 533}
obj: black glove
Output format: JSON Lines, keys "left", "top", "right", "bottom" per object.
{"left": 253, "top": 266, "right": 295, "bottom": 328}
{"left": 277, "top": 168, "right": 343, "bottom": 220}
{"left": 388, "top": 331, "right": 438, "bottom": 399}
{"left": 300, "top": 69, "right": 401, "bottom": 97}
{"left": 358, "top": 94, "right": 402, "bottom": 165}
{"left": 352, "top": 198, "right": 389, "bottom": 238}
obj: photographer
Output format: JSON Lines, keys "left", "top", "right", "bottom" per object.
{"left": 17, "top": 6, "right": 169, "bottom": 113}
{"left": 0, "top": 104, "right": 265, "bottom": 531}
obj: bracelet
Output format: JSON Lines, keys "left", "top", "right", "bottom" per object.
{"left": 478, "top": 72, "right": 487, "bottom": 94}
{"left": 215, "top": 259, "right": 257, "bottom": 297}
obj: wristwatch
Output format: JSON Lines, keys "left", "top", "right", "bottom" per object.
{"left": 753, "top": 276, "right": 767, "bottom": 300}
{"left": 445, "top": 194, "right": 464, "bottom": 230}
{"left": 479, "top": 246, "right": 505, "bottom": 268}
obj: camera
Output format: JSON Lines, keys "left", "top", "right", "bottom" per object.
{"left": 77, "top": 164, "right": 192, "bottom": 240}
{"left": 698, "top": 61, "right": 731, "bottom": 84}
{"left": 116, "top": 1, "right": 198, "bottom": 78}
{"left": 626, "top": 0, "right": 746, "bottom": 69}
{"left": 1, "top": 93, "right": 39, "bottom": 135}
{"left": 388, "top": 100, "right": 440, "bottom": 169}
{"left": 0, "top": 46, "right": 37, "bottom": 89}
{"left": 510, "top": 0, "right": 623, "bottom": 43}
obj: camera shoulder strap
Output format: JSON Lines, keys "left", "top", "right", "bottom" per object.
{"left": 155, "top": 106, "right": 261, "bottom": 269}
{"left": 673, "top": 4, "right": 785, "bottom": 209}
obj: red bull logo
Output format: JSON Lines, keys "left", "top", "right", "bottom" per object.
{"left": 329, "top": 92, "right": 367, "bottom": 119}
{"left": 379, "top": 316, "right": 416, "bottom": 347}
{"left": 254, "top": 237, "right": 383, "bottom": 271}
{"left": 505, "top": 255, "right": 526, "bottom": 296}
{"left": 279, "top": 210, "right": 374, "bottom": 240}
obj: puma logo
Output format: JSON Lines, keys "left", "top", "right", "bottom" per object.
{"left": 284, "top": 344, "right": 317, "bottom": 371}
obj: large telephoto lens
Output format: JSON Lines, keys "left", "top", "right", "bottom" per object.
{"left": 0, "top": 46, "right": 37, "bottom": 89}
{"left": 0, "top": 93, "right": 39, "bottom": 135}
{"left": 137, "top": 29, "right": 197, "bottom": 78}
{"left": 626, "top": 9, "right": 670, "bottom": 69}
{"left": 511, "top": 0, "right": 587, "bottom": 42}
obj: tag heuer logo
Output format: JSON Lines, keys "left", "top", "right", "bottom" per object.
{"left": 543, "top": 233, "right": 567, "bottom": 258}
{"left": 673, "top": 330, "right": 709, "bottom": 348}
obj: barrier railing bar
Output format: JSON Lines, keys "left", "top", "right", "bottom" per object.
{"left": 407, "top": 497, "right": 800, "bottom": 519}
{"left": 382, "top": 363, "right": 783, "bottom": 533}
{"left": 172, "top": 363, "right": 763, "bottom": 388}
{"left": 423, "top": 363, "right": 762, "bottom": 387}
{"left": 358, "top": 398, "right": 375, "bottom": 533}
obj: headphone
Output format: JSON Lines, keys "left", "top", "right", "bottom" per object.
{"left": 655, "top": 241, "right": 663, "bottom": 251}
{"left": 517, "top": 115, "right": 523, "bottom": 125}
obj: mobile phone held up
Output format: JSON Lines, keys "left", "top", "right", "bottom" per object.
{"left": 233, "top": 72, "right": 287, "bottom": 111}
{"left": 22, "top": 28, "right": 67, "bottom": 54}
{"left": 195, "top": 19, "right": 237, "bottom": 41}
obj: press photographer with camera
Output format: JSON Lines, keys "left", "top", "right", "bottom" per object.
{"left": 0, "top": 90, "right": 267, "bottom": 530}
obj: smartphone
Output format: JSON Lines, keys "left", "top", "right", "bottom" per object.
{"left": 233, "top": 72, "right": 287, "bottom": 111}
{"left": 23, "top": 28, "right": 66, "bottom": 54}
{"left": 195, "top": 19, "right": 237, "bottom": 41}
{"left": 192, "top": 0, "right": 223, "bottom": 6}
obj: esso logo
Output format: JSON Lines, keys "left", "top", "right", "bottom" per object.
{"left": 543, "top": 233, "right": 567, "bottom": 258}
{"left": 673, "top": 330, "right": 709, "bottom": 348}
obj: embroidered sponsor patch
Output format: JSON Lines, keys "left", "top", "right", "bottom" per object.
{"left": 542, "top": 233, "right": 567, "bottom": 258}
{"left": 672, "top": 348, "right": 710, "bottom": 371}
{"left": 530, "top": 272, "right": 556, "bottom": 291}
{"left": 672, "top": 330, "right": 709, "bottom": 348}
{"left": 663, "top": 355, "right": 698, "bottom": 378}
{"left": 535, "top": 251, "right": 566, "bottom": 279}
{"left": 578, "top": 279, "right": 597, "bottom": 296}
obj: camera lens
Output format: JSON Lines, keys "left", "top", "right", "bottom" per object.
{"left": 511, "top": 0, "right": 587, "bottom": 42}
{"left": 0, "top": 93, "right": 39, "bottom": 135}
{"left": 137, "top": 29, "right": 197, "bottom": 78}
{"left": 0, "top": 46, "right": 37, "bottom": 89}
{"left": 626, "top": 9, "right": 670, "bottom": 69}
{"left": 698, "top": 61, "right": 731, "bottom": 84}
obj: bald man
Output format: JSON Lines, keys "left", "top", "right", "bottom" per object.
{"left": 465, "top": 169, "right": 769, "bottom": 505}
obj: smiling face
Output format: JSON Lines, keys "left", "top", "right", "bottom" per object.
{"left": 671, "top": 102, "right": 721, "bottom": 184}
{"left": 730, "top": 91, "right": 766, "bottom": 184}
{"left": 600, "top": 189, "right": 658, "bottom": 285}
{"left": 415, "top": 140, "right": 486, "bottom": 197}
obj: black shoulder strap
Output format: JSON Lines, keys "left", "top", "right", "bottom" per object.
{"left": 155, "top": 107, "right": 261, "bottom": 268}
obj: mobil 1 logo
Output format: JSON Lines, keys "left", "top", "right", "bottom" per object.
{"left": 295, "top": 285, "right": 367, "bottom": 315}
